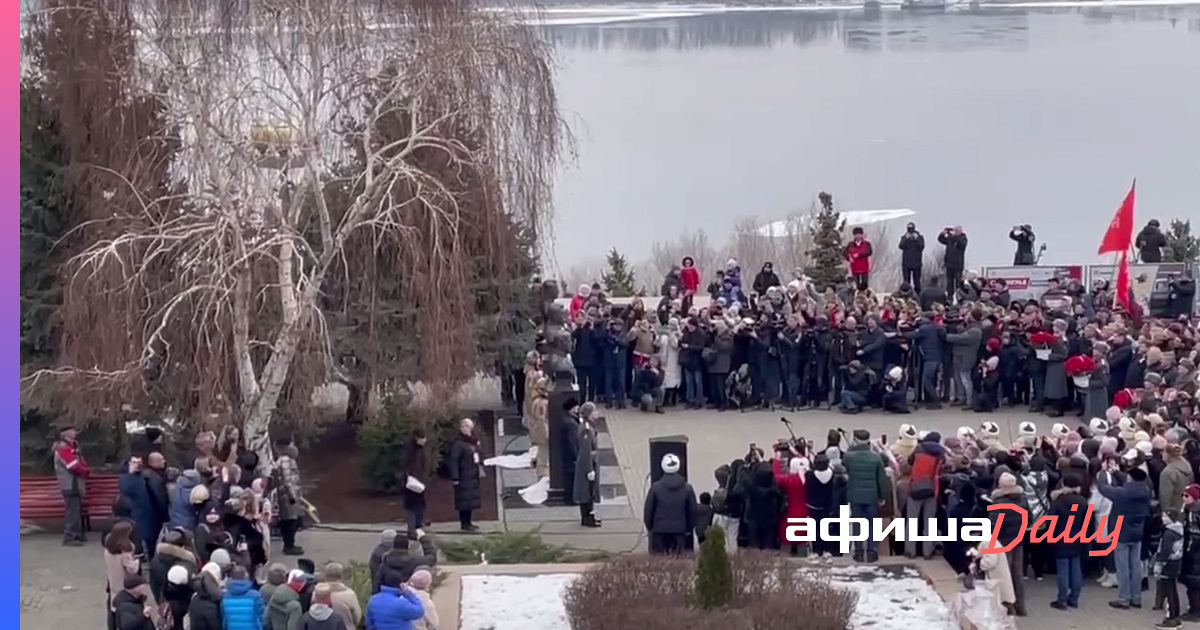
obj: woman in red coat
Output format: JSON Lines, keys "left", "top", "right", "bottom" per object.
{"left": 773, "top": 455, "right": 809, "bottom": 556}
{"left": 843, "top": 227, "right": 873, "bottom": 289}
{"left": 679, "top": 257, "right": 701, "bottom": 296}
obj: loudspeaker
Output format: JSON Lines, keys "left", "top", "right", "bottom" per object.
{"left": 649, "top": 435, "right": 689, "bottom": 484}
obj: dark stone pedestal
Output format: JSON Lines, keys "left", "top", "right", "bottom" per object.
{"left": 546, "top": 382, "right": 579, "bottom": 506}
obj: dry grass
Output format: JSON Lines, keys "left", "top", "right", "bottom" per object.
{"left": 563, "top": 552, "right": 857, "bottom": 630}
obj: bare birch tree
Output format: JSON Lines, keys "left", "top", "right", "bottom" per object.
{"left": 23, "top": 0, "right": 566, "bottom": 466}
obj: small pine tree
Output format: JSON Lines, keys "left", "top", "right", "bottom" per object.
{"left": 1164, "top": 219, "right": 1199, "bottom": 265}
{"left": 803, "top": 191, "right": 848, "bottom": 292}
{"left": 693, "top": 526, "right": 733, "bottom": 610}
{"left": 601, "top": 247, "right": 637, "bottom": 297}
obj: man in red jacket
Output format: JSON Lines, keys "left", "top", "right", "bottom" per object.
{"left": 53, "top": 423, "right": 91, "bottom": 545}
{"left": 844, "top": 227, "right": 873, "bottom": 289}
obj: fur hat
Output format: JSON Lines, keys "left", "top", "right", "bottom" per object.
{"left": 1118, "top": 417, "right": 1137, "bottom": 439}
{"left": 1089, "top": 418, "right": 1109, "bottom": 433}
{"left": 1122, "top": 448, "right": 1141, "bottom": 462}
{"left": 980, "top": 421, "right": 1000, "bottom": 437}
{"left": 1135, "top": 441, "right": 1153, "bottom": 457}
{"left": 998, "top": 472, "right": 1018, "bottom": 491}
{"left": 898, "top": 424, "right": 918, "bottom": 440}
{"left": 660, "top": 453, "right": 681, "bottom": 475}
{"left": 1050, "top": 423, "right": 1069, "bottom": 439}
{"left": 1018, "top": 421, "right": 1036, "bottom": 438}
{"left": 1135, "top": 430, "right": 1150, "bottom": 443}
{"left": 957, "top": 426, "right": 976, "bottom": 441}
{"left": 190, "top": 484, "right": 211, "bottom": 505}
{"left": 1146, "top": 413, "right": 1165, "bottom": 427}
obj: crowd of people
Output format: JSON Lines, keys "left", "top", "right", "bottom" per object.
{"left": 52, "top": 423, "right": 452, "bottom": 630}
{"left": 675, "top": 410, "right": 1200, "bottom": 630}
{"left": 548, "top": 219, "right": 1194, "bottom": 418}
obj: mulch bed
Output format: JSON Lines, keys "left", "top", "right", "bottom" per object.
{"left": 300, "top": 422, "right": 499, "bottom": 525}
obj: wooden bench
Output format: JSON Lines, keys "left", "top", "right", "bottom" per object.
{"left": 20, "top": 474, "right": 121, "bottom": 530}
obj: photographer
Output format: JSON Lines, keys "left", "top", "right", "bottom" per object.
{"left": 1136, "top": 219, "right": 1167, "bottom": 263}
{"left": 937, "top": 226, "right": 969, "bottom": 299}
{"left": 898, "top": 222, "right": 925, "bottom": 291}
{"left": 1168, "top": 270, "right": 1196, "bottom": 319}
{"left": 1010, "top": 224, "right": 1037, "bottom": 266}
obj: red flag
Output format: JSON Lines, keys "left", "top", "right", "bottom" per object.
{"left": 1114, "top": 251, "right": 1131, "bottom": 311}
{"left": 1098, "top": 180, "right": 1135, "bottom": 254}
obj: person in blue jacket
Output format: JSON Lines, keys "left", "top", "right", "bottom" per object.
{"left": 1096, "top": 463, "right": 1153, "bottom": 610}
{"left": 221, "top": 565, "right": 265, "bottom": 630}
{"left": 168, "top": 469, "right": 203, "bottom": 531}
{"left": 366, "top": 574, "right": 424, "bottom": 630}
{"left": 118, "top": 457, "right": 158, "bottom": 557}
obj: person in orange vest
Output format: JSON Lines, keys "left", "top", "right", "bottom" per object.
{"left": 905, "top": 431, "right": 945, "bottom": 559}
{"left": 53, "top": 422, "right": 91, "bottom": 546}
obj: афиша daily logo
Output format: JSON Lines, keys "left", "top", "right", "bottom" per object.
{"left": 784, "top": 502, "right": 1123, "bottom": 555}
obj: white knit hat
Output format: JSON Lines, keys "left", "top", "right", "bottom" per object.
{"left": 1018, "top": 421, "right": 1037, "bottom": 438}
{"left": 167, "top": 565, "right": 190, "bottom": 586}
{"left": 660, "top": 453, "right": 681, "bottom": 475}
{"left": 209, "top": 548, "right": 231, "bottom": 569}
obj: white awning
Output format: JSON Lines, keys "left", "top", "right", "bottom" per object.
{"left": 756, "top": 208, "right": 915, "bottom": 238}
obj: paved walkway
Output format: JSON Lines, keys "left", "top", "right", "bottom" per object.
{"left": 20, "top": 406, "right": 1162, "bottom": 630}
{"left": 604, "top": 405, "right": 1162, "bottom": 630}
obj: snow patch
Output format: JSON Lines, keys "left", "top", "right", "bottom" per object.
{"left": 459, "top": 565, "right": 958, "bottom": 630}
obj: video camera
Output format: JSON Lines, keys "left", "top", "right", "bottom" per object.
{"left": 773, "top": 417, "right": 810, "bottom": 466}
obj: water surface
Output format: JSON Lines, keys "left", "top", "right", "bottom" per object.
{"left": 545, "top": 4, "right": 1200, "bottom": 271}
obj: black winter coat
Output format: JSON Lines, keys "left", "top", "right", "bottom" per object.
{"left": 447, "top": 434, "right": 483, "bottom": 512}
{"left": 113, "top": 590, "right": 155, "bottom": 630}
{"left": 938, "top": 231, "right": 969, "bottom": 271}
{"left": 743, "top": 466, "right": 786, "bottom": 527}
{"left": 187, "top": 576, "right": 224, "bottom": 630}
{"left": 1136, "top": 226, "right": 1167, "bottom": 263}
{"left": 918, "top": 286, "right": 949, "bottom": 311}
{"left": 899, "top": 232, "right": 925, "bottom": 269}
{"left": 1049, "top": 489, "right": 1091, "bottom": 558}
{"left": 643, "top": 473, "right": 698, "bottom": 535}
{"left": 377, "top": 536, "right": 438, "bottom": 591}
{"left": 987, "top": 489, "right": 1030, "bottom": 548}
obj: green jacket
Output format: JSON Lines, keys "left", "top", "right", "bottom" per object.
{"left": 265, "top": 584, "right": 303, "bottom": 630}
{"left": 841, "top": 443, "right": 889, "bottom": 506}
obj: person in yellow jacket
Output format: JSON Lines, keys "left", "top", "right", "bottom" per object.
{"left": 528, "top": 377, "right": 550, "bottom": 479}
